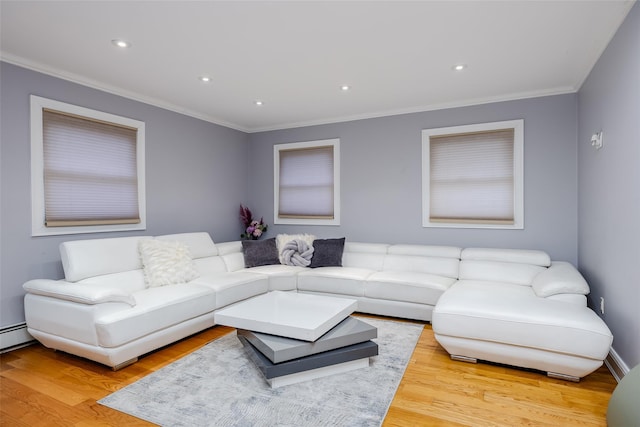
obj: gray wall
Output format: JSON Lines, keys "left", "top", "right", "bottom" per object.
{"left": 0, "top": 62, "right": 249, "bottom": 327}
{"left": 3, "top": 5, "right": 637, "bottom": 373}
{"left": 248, "top": 94, "right": 579, "bottom": 264}
{"left": 578, "top": 3, "right": 640, "bottom": 371}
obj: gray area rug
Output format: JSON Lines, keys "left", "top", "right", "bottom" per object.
{"left": 99, "top": 317, "right": 423, "bottom": 427}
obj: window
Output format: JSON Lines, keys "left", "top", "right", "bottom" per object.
{"left": 31, "top": 95, "right": 146, "bottom": 236}
{"left": 422, "top": 120, "right": 523, "bottom": 229}
{"left": 274, "top": 138, "right": 340, "bottom": 225}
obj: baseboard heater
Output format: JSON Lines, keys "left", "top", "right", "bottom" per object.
{"left": 0, "top": 323, "right": 36, "bottom": 353}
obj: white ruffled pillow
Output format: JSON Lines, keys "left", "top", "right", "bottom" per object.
{"left": 276, "top": 233, "right": 316, "bottom": 264}
{"left": 139, "top": 240, "right": 200, "bottom": 287}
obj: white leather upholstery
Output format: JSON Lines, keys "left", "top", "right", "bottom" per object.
{"left": 388, "top": 244, "right": 461, "bottom": 259}
{"left": 96, "top": 284, "right": 215, "bottom": 347}
{"left": 156, "top": 232, "right": 218, "bottom": 258}
{"left": 433, "top": 280, "right": 613, "bottom": 378}
{"left": 245, "top": 264, "right": 304, "bottom": 291}
{"left": 459, "top": 260, "right": 546, "bottom": 285}
{"left": 297, "top": 267, "right": 372, "bottom": 296}
{"left": 383, "top": 254, "right": 459, "bottom": 278}
{"left": 434, "top": 281, "right": 612, "bottom": 360}
{"left": 531, "top": 261, "right": 590, "bottom": 297}
{"left": 23, "top": 278, "right": 137, "bottom": 306}
{"left": 220, "top": 252, "right": 245, "bottom": 272}
{"left": 461, "top": 247, "right": 551, "bottom": 266}
{"left": 60, "top": 236, "right": 151, "bottom": 282}
{"left": 23, "top": 232, "right": 612, "bottom": 379}
{"left": 193, "top": 256, "right": 228, "bottom": 276}
{"left": 365, "top": 271, "right": 455, "bottom": 305}
{"left": 191, "top": 272, "right": 268, "bottom": 309}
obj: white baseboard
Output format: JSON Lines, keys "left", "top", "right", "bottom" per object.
{"left": 0, "top": 323, "right": 35, "bottom": 353}
{"left": 605, "top": 347, "right": 630, "bottom": 383}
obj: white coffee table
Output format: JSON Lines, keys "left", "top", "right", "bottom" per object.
{"left": 214, "top": 291, "right": 378, "bottom": 388}
{"left": 214, "top": 291, "right": 357, "bottom": 341}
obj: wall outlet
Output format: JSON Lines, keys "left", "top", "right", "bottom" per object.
{"left": 600, "top": 297, "right": 605, "bottom": 314}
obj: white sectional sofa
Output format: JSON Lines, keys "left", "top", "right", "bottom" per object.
{"left": 22, "top": 232, "right": 612, "bottom": 381}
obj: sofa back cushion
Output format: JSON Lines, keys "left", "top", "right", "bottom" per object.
{"left": 384, "top": 245, "right": 461, "bottom": 278}
{"left": 216, "top": 241, "right": 245, "bottom": 272}
{"left": 156, "top": 232, "right": 218, "bottom": 259}
{"left": 193, "top": 257, "right": 229, "bottom": 275}
{"left": 461, "top": 248, "right": 551, "bottom": 266}
{"left": 60, "top": 236, "right": 152, "bottom": 282}
{"left": 388, "top": 244, "right": 462, "bottom": 259}
{"left": 342, "top": 242, "right": 389, "bottom": 270}
{"left": 459, "top": 248, "right": 551, "bottom": 285}
{"left": 384, "top": 255, "right": 459, "bottom": 279}
{"left": 459, "top": 261, "right": 546, "bottom": 285}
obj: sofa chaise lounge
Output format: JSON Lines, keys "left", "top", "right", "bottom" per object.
{"left": 22, "top": 232, "right": 612, "bottom": 381}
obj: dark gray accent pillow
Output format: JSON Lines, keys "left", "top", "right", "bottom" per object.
{"left": 309, "top": 238, "right": 346, "bottom": 268}
{"left": 242, "top": 238, "right": 280, "bottom": 267}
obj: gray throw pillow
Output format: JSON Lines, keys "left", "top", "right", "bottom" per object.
{"left": 242, "top": 238, "right": 280, "bottom": 267}
{"left": 309, "top": 238, "right": 345, "bottom": 268}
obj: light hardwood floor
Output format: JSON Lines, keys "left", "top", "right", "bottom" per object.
{"left": 1, "top": 320, "right": 616, "bottom": 426}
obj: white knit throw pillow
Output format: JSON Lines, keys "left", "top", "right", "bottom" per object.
{"left": 139, "top": 240, "right": 200, "bottom": 287}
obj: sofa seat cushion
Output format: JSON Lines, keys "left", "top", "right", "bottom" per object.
{"left": 433, "top": 281, "right": 613, "bottom": 361}
{"left": 297, "top": 267, "right": 374, "bottom": 297}
{"left": 246, "top": 264, "right": 304, "bottom": 274}
{"left": 365, "top": 271, "right": 456, "bottom": 305}
{"left": 191, "top": 272, "right": 268, "bottom": 309}
{"left": 246, "top": 264, "right": 305, "bottom": 291}
{"left": 95, "top": 284, "right": 215, "bottom": 348}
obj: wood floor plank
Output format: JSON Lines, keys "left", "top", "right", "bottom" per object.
{"left": 1, "top": 368, "right": 88, "bottom": 406}
{"left": 0, "top": 321, "right": 617, "bottom": 426}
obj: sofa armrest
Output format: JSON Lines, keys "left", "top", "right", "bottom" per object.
{"left": 23, "top": 279, "right": 136, "bottom": 306}
{"left": 531, "top": 262, "right": 590, "bottom": 297}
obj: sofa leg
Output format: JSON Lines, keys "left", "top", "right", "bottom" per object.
{"left": 450, "top": 354, "right": 477, "bottom": 363}
{"left": 547, "top": 371, "right": 580, "bottom": 382}
{"left": 112, "top": 357, "right": 138, "bottom": 371}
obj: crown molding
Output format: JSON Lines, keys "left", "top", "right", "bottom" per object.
{"left": 0, "top": 52, "right": 250, "bottom": 133}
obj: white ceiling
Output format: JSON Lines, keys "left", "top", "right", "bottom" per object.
{"left": 0, "top": 1, "right": 634, "bottom": 133}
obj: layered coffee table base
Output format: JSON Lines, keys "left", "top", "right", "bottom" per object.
{"left": 238, "top": 316, "right": 378, "bottom": 363}
{"left": 239, "top": 336, "right": 378, "bottom": 388}
{"left": 214, "top": 291, "right": 378, "bottom": 388}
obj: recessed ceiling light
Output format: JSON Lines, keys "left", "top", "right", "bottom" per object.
{"left": 453, "top": 64, "right": 466, "bottom": 71}
{"left": 341, "top": 85, "right": 351, "bottom": 91}
{"left": 199, "top": 76, "right": 211, "bottom": 83}
{"left": 254, "top": 100, "right": 264, "bottom": 106}
{"left": 111, "top": 39, "right": 131, "bottom": 48}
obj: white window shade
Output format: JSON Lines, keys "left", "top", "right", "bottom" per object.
{"left": 274, "top": 138, "right": 340, "bottom": 225}
{"left": 31, "top": 95, "right": 146, "bottom": 236}
{"left": 42, "top": 110, "right": 140, "bottom": 226}
{"left": 422, "top": 120, "right": 523, "bottom": 229}
{"left": 279, "top": 146, "right": 334, "bottom": 218}
{"left": 430, "top": 129, "right": 514, "bottom": 223}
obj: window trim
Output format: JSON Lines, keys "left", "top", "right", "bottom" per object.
{"left": 30, "top": 95, "right": 146, "bottom": 236}
{"left": 421, "top": 119, "right": 524, "bottom": 229}
{"left": 273, "top": 138, "right": 340, "bottom": 226}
